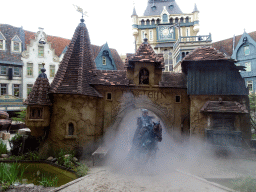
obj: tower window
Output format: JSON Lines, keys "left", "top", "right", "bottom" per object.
{"left": 170, "top": 18, "right": 173, "bottom": 24}
{"left": 30, "top": 107, "right": 43, "bottom": 119}
{"left": 247, "top": 81, "right": 253, "bottom": 92}
{"left": 68, "top": 123, "right": 74, "bottom": 135}
{"left": 106, "top": 92, "right": 112, "bottom": 100}
{"left": 141, "top": 20, "right": 145, "bottom": 26}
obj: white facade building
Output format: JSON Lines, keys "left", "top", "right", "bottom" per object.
{"left": 21, "top": 28, "right": 60, "bottom": 98}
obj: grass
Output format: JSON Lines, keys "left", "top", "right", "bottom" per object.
{"left": 0, "top": 140, "right": 7, "bottom": 154}
{"left": 232, "top": 177, "right": 256, "bottom": 192}
{"left": 0, "top": 163, "right": 26, "bottom": 190}
{"left": 38, "top": 174, "right": 58, "bottom": 187}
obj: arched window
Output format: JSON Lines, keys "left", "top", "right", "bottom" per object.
{"left": 170, "top": 18, "right": 173, "bottom": 25}
{"left": 185, "top": 17, "right": 189, "bottom": 23}
{"left": 139, "top": 68, "right": 149, "bottom": 85}
{"left": 68, "top": 123, "right": 74, "bottom": 135}
{"left": 156, "top": 19, "right": 160, "bottom": 24}
{"left": 151, "top": 19, "right": 155, "bottom": 25}
{"left": 175, "top": 18, "right": 179, "bottom": 24}
{"left": 162, "top": 14, "right": 168, "bottom": 23}
{"left": 146, "top": 19, "right": 150, "bottom": 25}
{"left": 141, "top": 20, "right": 145, "bottom": 26}
{"left": 180, "top": 17, "right": 184, "bottom": 23}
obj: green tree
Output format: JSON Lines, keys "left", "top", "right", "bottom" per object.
{"left": 11, "top": 108, "right": 26, "bottom": 123}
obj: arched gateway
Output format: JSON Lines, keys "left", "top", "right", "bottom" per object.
{"left": 25, "top": 19, "right": 250, "bottom": 153}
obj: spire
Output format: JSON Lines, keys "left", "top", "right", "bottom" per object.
{"left": 132, "top": 6, "right": 138, "bottom": 17}
{"left": 193, "top": 3, "right": 199, "bottom": 13}
{"left": 49, "top": 19, "right": 101, "bottom": 97}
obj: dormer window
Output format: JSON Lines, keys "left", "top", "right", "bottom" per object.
{"left": 151, "top": 5, "right": 156, "bottom": 11}
{"left": 0, "top": 31, "right": 6, "bottom": 50}
{"left": 162, "top": 14, "right": 168, "bottom": 23}
{"left": 102, "top": 56, "right": 106, "bottom": 65}
{"left": 244, "top": 45, "right": 250, "bottom": 56}
{"left": 169, "top": 5, "right": 174, "bottom": 10}
{"left": 11, "top": 35, "right": 22, "bottom": 53}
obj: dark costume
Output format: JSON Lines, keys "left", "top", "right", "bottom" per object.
{"left": 129, "top": 112, "right": 162, "bottom": 161}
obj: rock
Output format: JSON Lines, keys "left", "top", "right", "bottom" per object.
{"left": 18, "top": 128, "right": 31, "bottom": 136}
{"left": 47, "top": 156, "right": 53, "bottom": 161}
{"left": 73, "top": 157, "right": 78, "bottom": 162}
{"left": 2, "top": 132, "right": 10, "bottom": 140}
{"left": 1, "top": 154, "right": 9, "bottom": 158}
{"left": 26, "top": 184, "right": 35, "bottom": 188}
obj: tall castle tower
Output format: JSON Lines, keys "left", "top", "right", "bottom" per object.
{"left": 132, "top": 0, "right": 212, "bottom": 72}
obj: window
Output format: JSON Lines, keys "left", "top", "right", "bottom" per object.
{"left": 142, "top": 31, "right": 146, "bottom": 40}
{"left": 185, "top": 17, "right": 189, "bottom": 23}
{"left": 170, "top": 18, "right": 173, "bottom": 24}
{"left": 68, "top": 123, "right": 74, "bottom": 135}
{"left": 141, "top": 20, "right": 145, "bottom": 26}
{"left": 149, "top": 30, "right": 153, "bottom": 41}
{"left": 176, "top": 96, "right": 181, "bottom": 103}
{"left": 30, "top": 107, "right": 43, "bottom": 119}
{"left": 0, "top": 32, "right": 6, "bottom": 50}
{"left": 11, "top": 35, "right": 22, "bottom": 53}
{"left": 247, "top": 81, "right": 253, "bottom": 92}
{"left": 106, "top": 93, "right": 112, "bottom": 100}
{"left": 162, "top": 14, "right": 168, "bottom": 23}
{"left": 245, "top": 62, "right": 251, "bottom": 72}
{"left": 27, "top": 63, "right": 33, "bottom": 76}
{"left": 186, "top": 28, "right": 190, "bottom": 36}
{"left": 38, "top": 64, "right": 43, "bottom": 74}
{"left": 0, "top": 40, "right": 3, "bottom": 50}
{"left": 151, "top": 19, "right": 155, "bottom": 25}
{"left": 146, "top": 19, "right": 150, "bottom": 25}
{"left": 0, "top": 84, "right": 7, "bottom": 95}
{"left": 139, "top": 68, "right": 149, "bottom": 85}
{"left": 175, "top": 18, "right": 179, "bottom": 24}
{"left": 244, "top": 46, "right": 250, "bottom": 56}
{"left": 27, "top": 84, "right": 33, "bottom": 96}
{"left": 102, "top": 56, "right": 106, "bottom": 65}
{"left": 0, "top": 66, "right": 7, "bottom": 75}
{"left": 180, "top": 17, "right": 184, "bottom": 23}
{"left": 13, "top": 67, "right": 20, "bottom": 76}
{"left": 169, "top": 5, "right": 174, "bottom": 10}
{"left": 50, "top": 65, "right": 55, "bottom": 77}
{"left": 38, "top": 46, "right": 44, "bottom": 57}
{"left": 13, "top": 84, "right": 20, "bottom": 97}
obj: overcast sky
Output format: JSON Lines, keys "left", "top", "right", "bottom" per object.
{"left": 1, "top": 0, "right": 255, "bottom": 55}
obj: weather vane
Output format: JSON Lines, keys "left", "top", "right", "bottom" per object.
{"left": 73, "top": 4, "right": 88, "bottom": 21}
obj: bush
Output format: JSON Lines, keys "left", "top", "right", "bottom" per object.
{"left": 9, "top": 134, "right": 23, "bottom": 156}
{"left": 76, "top": 163, "right": 89, "bottom": 177}
{"left": 0, "top": 140, "right": 7, "bottom": 154}
{"left": 55, "top": 149, "right": 75, "bottom": 169}
{"left": 232, "top": 177, "right": 256, "bottom": 192}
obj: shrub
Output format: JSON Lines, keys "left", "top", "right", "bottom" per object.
{"left": 39, "top": 174, "right": 58, "bottom": 187}
{"left": 76, "top": 163, "right": 89, "bottom": 177}
{"left": 24, "top": 151, "right": 41, "bottom": 161}
{"left": 9, "top": 134, "right": 23, "bottom": 156}
{"left": 56, "top": 149, "right": 75, "bottom": 169}
{"left": 232, "top": 177, "right": 256, "bottom": 192}
{"left": 0, "top": 140, "right": 7, "bottom": 154}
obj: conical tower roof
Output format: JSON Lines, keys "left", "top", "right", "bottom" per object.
{"left": 50, "top": 19, "right": 101, "bottom": 97}
{"left": 24, "top": 70, "right": 52, "bottom": 106}
{"left": 144, "top": 0, "right": 183, "bottom": 16}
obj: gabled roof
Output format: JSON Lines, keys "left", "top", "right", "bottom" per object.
{"left": 212, "top": 31, "right": 256, "bottom": 57}
{"left": 24, "top": 76, "right": 52, "bottom": 106}
{"left": 126, "top": 39, "right": 164, "bottom": 67}
{"left": 200, "top": 101, "right": 248, "bottom": 114}
{"left": 182, "top": 46, "right": 231, "bottom": 62}
{"left": 144, "top": 0, "right": 183, "bottom": 16}
{"left": 49, "top": 20, "right": 101, "bottom": 97}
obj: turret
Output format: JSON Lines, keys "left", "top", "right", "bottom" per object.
{"left": 192, "top": 4, "right": 199, "bottom": 34}
{"left": 131, "top": 6, "right": 139, "bottom": 51}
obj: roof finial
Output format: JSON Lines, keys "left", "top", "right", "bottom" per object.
{"left": 143, "top": 33, "right": 148, "bottom": 44}
{"left": 73, "top": 4, "right": 88, "bottom": 23}
{"left": 38, "top": 63, "right": 47, "bottom": 78}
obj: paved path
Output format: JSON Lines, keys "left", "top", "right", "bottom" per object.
{"left": 53, "top": 166, "right": 233, "bottom": 192}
